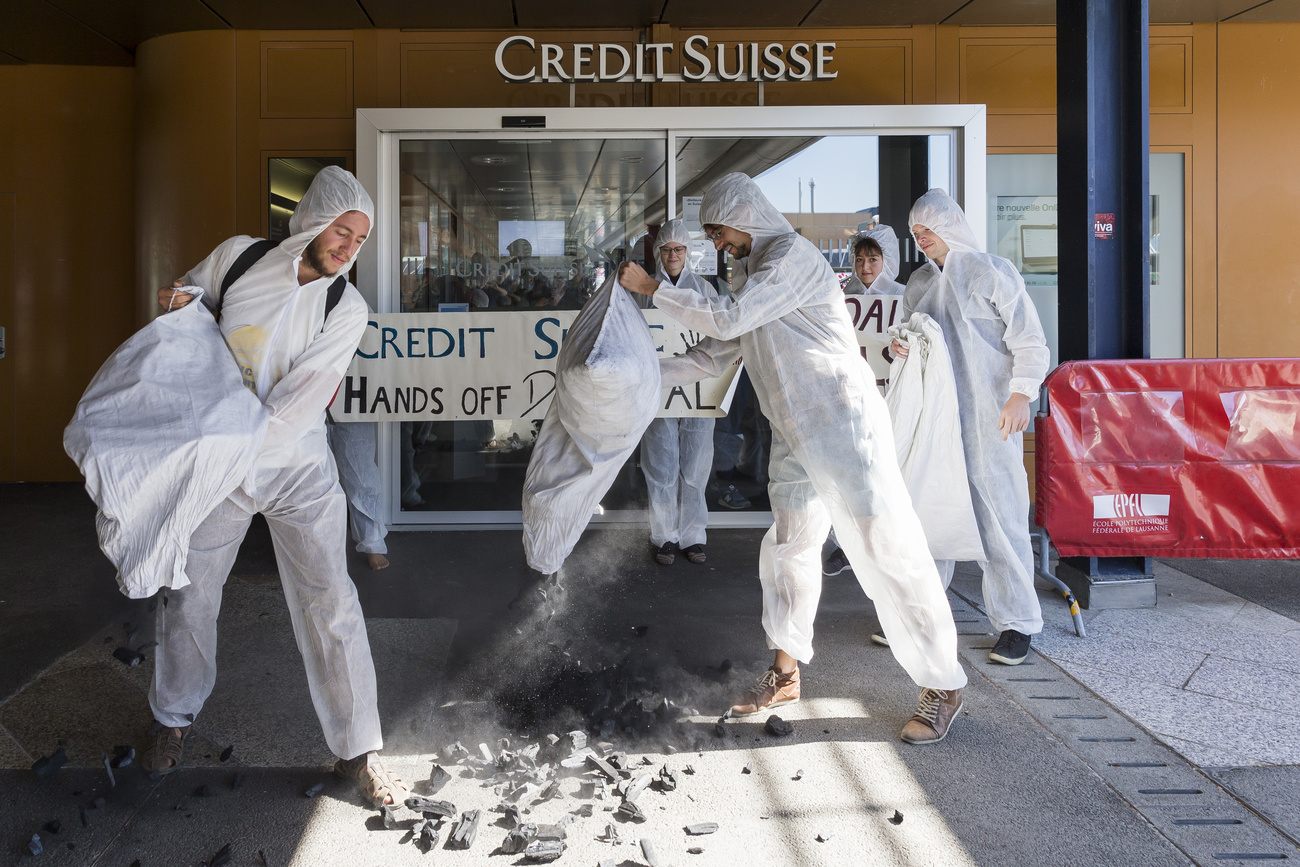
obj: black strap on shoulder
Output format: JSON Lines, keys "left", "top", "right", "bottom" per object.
{"left": 214, "top": 237, "right": 347, "bottom": 328}
{"left": 215, "top": 239, "right": 278, "bottom": 317}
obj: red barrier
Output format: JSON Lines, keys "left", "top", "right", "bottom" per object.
{"left": 1034, "top": 358, "right": 1300, "bottom": 559}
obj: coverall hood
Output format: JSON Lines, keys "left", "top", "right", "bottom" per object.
{"left": 699, "top": 172, "right": 794, "bottom": 240}
{"left": 283, "top": 166, "right": 376, "bottom": 267}
{"left": 908, "top": 188, "right": 981, "bottom": 257}
{"left": 653, "top": 219, "right": 697, "bottom": 283}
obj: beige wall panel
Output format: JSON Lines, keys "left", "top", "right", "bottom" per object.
{"left": 403, "top": 46, "right": 570, "bottom": 107}
{"left": 765, "top": 43, "right": 909, "bottom": 106}
{"left": 136, "top": 31, "right": 238, "bottom": 325}
{"left": 0, "top": 65, "right": 135, "bottom": 480}
{"left": 961, "top": 40, "right": 1056, "bottom": 113}
{"left": 988, "top": 114, "right": 1056, "bottom": 148}
{"left": 1188, "top": 23, "right": 1217, "bottom": 358}
{"left": 1217, "top": 24, "right": 1300, "bottom": 357}
{"left": 1150, "top": 40, "right": 1190, "bottom": 111}
{"left": 261, "top": 42, "right": 353, "bottom": 118}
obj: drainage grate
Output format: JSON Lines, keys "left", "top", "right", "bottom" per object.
{"left": 1053, "top": 714, "right": 1108, "bottom": 720}
{"left": 1030, "top": 695, "right": 1080, "bottom": 700}
{"left": 1210, "top": 854, "right": 1289, "bottom": 861}
{"left": 1079, "top": 737, "right": 1137, "bottom": 743}
{"left": 1139, "top": 789, "right": 1204, "bottom": 795}
{"left": 1109, "top": 762, "right": 1168, "bottom": 768}
{"left": 1007, "top": 677, "right": 1056, "bottom": 682}
{"left": 1175, "top": 819, "right": 1244, "bottom": 826}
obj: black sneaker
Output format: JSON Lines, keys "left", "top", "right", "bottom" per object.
{"left": 989, "top": 629, "right": 1031, "bottom": 665}
{"left": 822, "top": 547, "right": 851, "bottom": 576}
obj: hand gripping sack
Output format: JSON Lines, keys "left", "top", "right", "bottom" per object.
{"left": 885, "top": 313, "right": 985, "bottom": 562}
{"left": 522, "top": 274, "right": 662, "bottom": 574}
{"left": 63, "top": 293, "right": 270, "bottom": 598}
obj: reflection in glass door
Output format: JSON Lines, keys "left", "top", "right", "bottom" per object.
{"left": 394, "top": 136, "right": 667, "bottom": 521}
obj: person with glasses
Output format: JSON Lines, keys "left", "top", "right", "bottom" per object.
{"left": 619, "top": 173, "right": 967, "bottom": 746}
{"left": 638, "top": 220, "right": 718, "bottom": 566}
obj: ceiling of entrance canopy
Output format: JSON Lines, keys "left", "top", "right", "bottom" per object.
{"left": 3, "top": 0, "right": 1296, "bottom": 66}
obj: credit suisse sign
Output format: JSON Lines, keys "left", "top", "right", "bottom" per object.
{"left": 495, "top": 35, "right": 837, "bottom": 83}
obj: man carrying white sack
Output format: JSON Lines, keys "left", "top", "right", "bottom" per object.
{"left": 618, "top": 173, "right": 967, "bottom": 745}
{"left": 639, "top": 220, "right": 718, "bottom": 567}
{"left": 896, "top": 189, "right": 1051, "bottom": 667}
{"left": 150, "top": 167, "right": 407, "bottom": 805}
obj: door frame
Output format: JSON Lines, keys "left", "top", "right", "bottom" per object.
{"left": 356, "top": 104, "right": 988, "bottom": 529}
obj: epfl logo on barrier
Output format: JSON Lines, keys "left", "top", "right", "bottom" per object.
{"left": 1091, "top": 493, "right": 1171, "bottom": 532}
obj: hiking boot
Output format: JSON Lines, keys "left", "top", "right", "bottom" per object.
{"left": 899, "top": 688, "right": 964, "bottom": 744}
{"left": 718, "top": 485, "right": 751, "bottom": 510}
{"left": 870, "top": 632, "right": 889, "bottom": 647}
{"left": 653, "top": 542, "right": 677, "bottom": 565}
{"left": 141, "top": 722, "right": 190, "bottom": 777}
{"left": 989, "top": 629, "right": 1031, "bottom": 665}
{"left": 730, "top": 665, "right": 800, "bottom": 716}
{"left": 682, "top": 544, "right": 706, "bottom": 564}
{"left": 822, "top": 547, "right": 851, "bottom": 576}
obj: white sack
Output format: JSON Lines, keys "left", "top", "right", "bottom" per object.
{"left": 522, "top": 273, "right": 662, "bottom": 574}
{"left": 64, "top": 292, "right": 270, "bottom": 599}
{"left": 885, "top": 313, "right": 984, "bottom": 562}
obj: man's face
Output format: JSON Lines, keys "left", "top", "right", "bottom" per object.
{"left": 304, "top": 210, "right": 371, "bottom": 278}
{"left": 854, "top": 248, "right": 884, "bottom": 286}
{"left": 659, "top": 242, "right": 688, "bottom": 277}
{"left": 703, "top": 224, "right": 752, "bottom": 259}
{"left": 911, "top": 225, "right": 949, "bottom": 264}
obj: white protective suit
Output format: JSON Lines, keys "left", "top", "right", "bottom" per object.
{"left": 64, "top": 290, "right": 270, "bottom": 599}
{"left": 522, "top": 273, "right": 661, "bottom": 575}
{"left": 151, "top": 166, "right": 382, "bottom": 760}
{"left": 648, "top": 173, "right": 965, "bottom": 691}
{"left": 903, "top": 189, "right": 1051, "bottom": 636}
{"left": 843, "top": 225, "right": 905, "bottom": 296}
{"left": 640, "top": 221, "right": 718, "bottom": 551}
{"left": 326, "top": 419, "right": 388, "bottom": 555}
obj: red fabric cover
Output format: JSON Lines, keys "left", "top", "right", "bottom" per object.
{"left": 1035, "top": 358, "right": 1300, "bottom": 559}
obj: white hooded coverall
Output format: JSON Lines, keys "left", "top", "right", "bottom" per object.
{"left": 151, "top": 166, "right": 383, "bottom": 760}
{"left": 640, "top": 220, "right": 718, "bottom": 551}
{"left": 843, "top": 225, "right": 906, "bottom": 296}
{"left": 903, "top": 189, "right": 1051, "bottom": 636}
{"left": 648, "top": 173, "right": 965, "bottom": 691}
{"left": 326, "top": 418, "right": 388, "bottom": 556}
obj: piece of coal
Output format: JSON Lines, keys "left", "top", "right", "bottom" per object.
{"left": 684, "top": 765, "right": 696, "bottom": 775}
{"left": 136, "top": 641, "right": 159, "bottom": 652}
{"left": 112, "top": 647, "right": 145, "bottom": 667}
{"left": 416, "top": 818, "right": 439, "bottom": 852}
{"left": 43, "top": 820, "right": 61, "bottom": 836}
{"left": 688, "top": 846, "right": 705, "bottom": 855}
{"left": 640, "top": 838, "right": 661, "bottom": 866}
{"left": 713, "top": 722, "right": 726, "bottom": 738}
{"left": 563, "top": 730, "right": 588, "bottom": 753}
{"left": 523, "top": 838, "right": 565, "bottom": 862}
{"left": 600, "top": 823, "right": 620, "bottom": 842}
{"left": 381, "top": 805, "right": 398, "bottom": 830}
{"left": 720, "top": 658, "right": 733, "bottom": 672}
{"left": 102, "top": 752, "right": 116, "bottom": 787}
{"left": 614, "top": 800, "right": 645, "bottom": 823}
{"left": 404, "top": 796, "right": 456, "bottom": 818}
{"left": 889, "top": 810, "right": 904, "bottom": 825}
{"left": 28, "top": 834, "right": 43, "bottom": 856}
{"left": 210, "top": 843, "right": 232, "bottom": 866}
{"left": 32, "top": 748, "right": 67, "bottom": 779}
{"left": 448, "top": 810, "right": 481, "bottom": 849}
{"left": 219, "top": 745, "right": 234, "bottom": 762}
{"left": 793, "top": 769, "right": 804, "bottom": 781}
{"left": 620, "top": 773, "right": 652, "bottom": 803}
{"left": 193, "top": 784, "right": 213, "bottom": 798}
{"left": 258, "top": 850, "right": 269, "bottom": 866}
{"left": 571, "top": 803, "right": 594, "bottom": 818}
{"left": 657, "top": 765, "right": 677, "bottom": 792}
{"left": 685, "top": 823, "right": 719, "bottom": 835}
{"left": 111, "top": 745, "right": 135, "bottom": 769}
{"left": 765, "top": 715, "right": 794, "bottom": 737}
{"left": 126, "top": 629, "right": 140, "bottom": 646}
{"left": 303, "top": 782, "right": 325, "bottom": 798}
{"left": 184, "top": 713, "right": 195, "bottom": 722}
{"left": 426, "top": 764, "right": 451, "bottom": 794}
{"left": 501, "top": 824, "right": 537, "bottom": 854}
{"left": 816, "top": 831, "right": 835, "bottom": 842}
{"left": 742, "top": 762, "right": 753, "bottom": 774}
{"left": 585, "top": 753, "right": 620, "bottom": 782}
{"left": 231, "top": 773, "right": 244, "bottom": 790}
{"left": 442, "top": 742, "right": 470, "bottom": 762}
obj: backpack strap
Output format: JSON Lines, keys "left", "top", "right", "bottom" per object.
{"left": 215, "top": 237, "right": 349, "bottom": 329}
{"left": 215, "top": 238, "right": 278, "bottom": 318}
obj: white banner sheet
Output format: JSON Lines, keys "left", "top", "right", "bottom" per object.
{"left": 331, "top": 296, "right": 900, "bottom": 421}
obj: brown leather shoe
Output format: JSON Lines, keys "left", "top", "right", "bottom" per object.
{"left": 141, "top": 722, "right": 191, "bottom": 777}
{"left": 730, "top": 665, "right": 800, "bottom": 716}
{"left": 899, "top": 688, "right": 964, "bottom": 744}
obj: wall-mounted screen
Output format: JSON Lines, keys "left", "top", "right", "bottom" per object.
{"left": 498, "top": 221, "right": 566, "bottom": 257}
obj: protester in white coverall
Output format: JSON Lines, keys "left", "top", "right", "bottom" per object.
{"left": 619, "top": 173, "right": 967, "bottom": 745}
{"left": 640, "top": 220, "right": 718, "bottom": 566}
{"left": 326, "top": 418, "right": 390, "bottom": 570}
{"left": 825, "top": 224, "right": 908, "bottom": 588}
{"left": 897, "top": 189, "right": 1051, "bottom": 667}
{"left": 842, "top": 225, "right": 905, "bottom": 296}
{"left": 149, "top": 167, "right": 407, "bottom": 805}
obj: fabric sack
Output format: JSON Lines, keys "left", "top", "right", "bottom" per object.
{"left": 886, "top": 312, "right": 985, "bottom": 562}
{"left": 522, "top": 274, "right": 661, "bottom": 574}
{"left": 64, "top": 291, "right": 270, "bottom": 598}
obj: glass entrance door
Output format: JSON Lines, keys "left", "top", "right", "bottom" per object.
{"left": 393, "top": 135, "right": 668, "bottom": 522}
